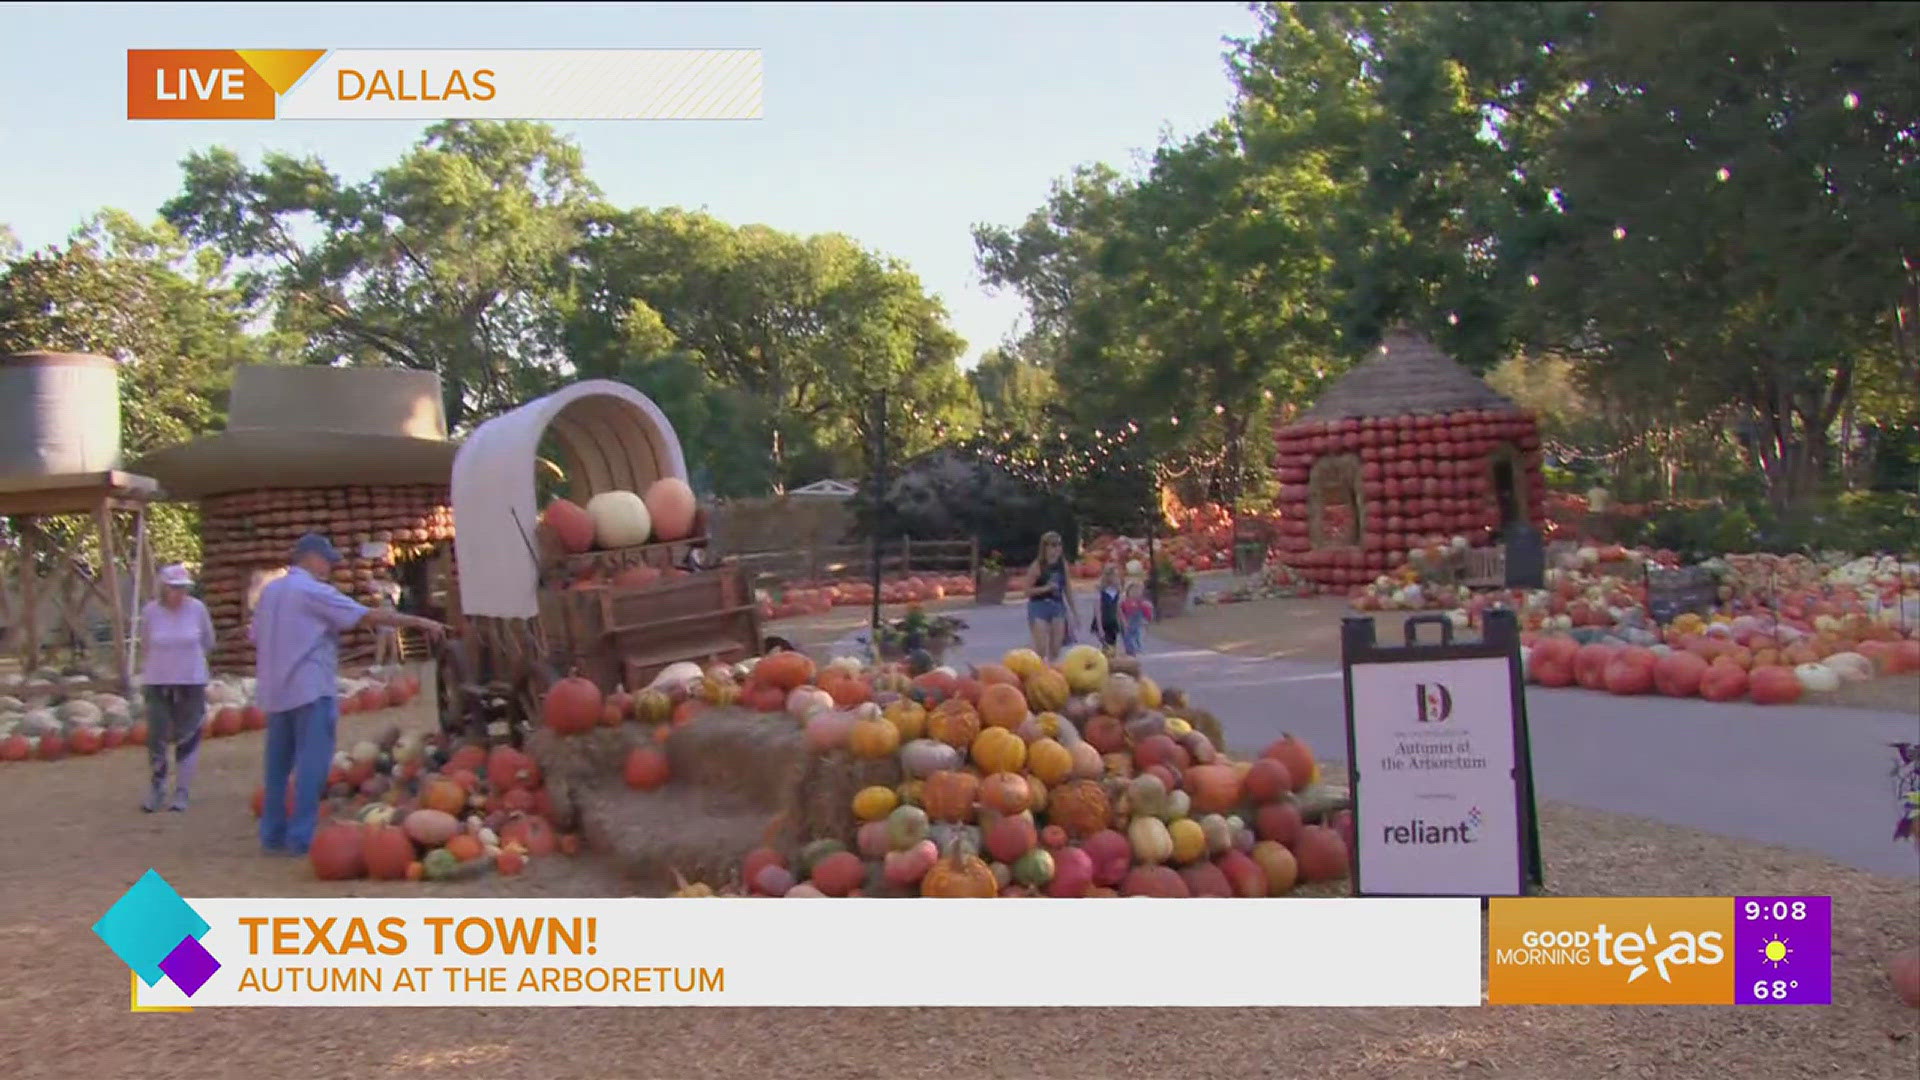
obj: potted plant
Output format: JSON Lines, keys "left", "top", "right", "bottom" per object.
{"left": 871, "top": 607, "right": 968, "bottom": 664}
{"left": 1150, "top": 556, "right": 1193, "bottom": 620}
{"left": 975, "top": 550, "right": 1010, "bottom": 606}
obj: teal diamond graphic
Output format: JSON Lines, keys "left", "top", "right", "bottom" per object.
{"left": 93, "top": 870, "right": 209, "bottom": 987}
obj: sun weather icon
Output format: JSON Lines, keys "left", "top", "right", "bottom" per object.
{"left": 1759, "top": 934, "right": 1793, "bottom": 969}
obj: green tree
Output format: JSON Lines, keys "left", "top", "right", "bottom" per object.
{"left": 161, "top": 120, "right": 601, "bottom": 429}
{"left": 1522, "top": 1, "right": 1919, "bottom": 506}
{"left": 564, "top": 207, "right": 972, "bottom": 490}
{"left": 967, "top": 344, "right": 1060, "bottom": 429}
{"left": 0, "top": 211, "right": 278, "bottom": 562}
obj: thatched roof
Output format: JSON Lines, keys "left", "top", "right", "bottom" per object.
{"left": 1295, "top": 330, "right": 1520, "bottom": 422}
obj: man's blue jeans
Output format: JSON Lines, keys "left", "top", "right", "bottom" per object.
{"left": 259, "top": 697, "right": 338, "bottom": 854}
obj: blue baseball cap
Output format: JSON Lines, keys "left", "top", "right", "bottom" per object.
{"left": 291, "top": 533, "right": 343, "bottom": 564}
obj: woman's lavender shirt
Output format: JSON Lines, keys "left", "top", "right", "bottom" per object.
{"left": 139, "top": 596, "right": 215, "bottom": 686}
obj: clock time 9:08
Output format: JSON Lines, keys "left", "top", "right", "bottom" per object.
{"left": 1744, "top": 900, "right": 1808, "bottom": 921}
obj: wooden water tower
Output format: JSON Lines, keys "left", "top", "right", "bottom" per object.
{"left": 0, "top": 352, "right": 160, "bottom": 692}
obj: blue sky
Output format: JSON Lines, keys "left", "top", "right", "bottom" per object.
{"left": 0, "top": 1, "right": 1259, "bottom": 364}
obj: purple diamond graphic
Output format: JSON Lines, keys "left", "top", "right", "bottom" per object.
{"left": 158, "top": 934, "right": 220, "bottom": 997}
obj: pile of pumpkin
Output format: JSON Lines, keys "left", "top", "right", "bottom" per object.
{"left": 756, "top": 574, "right": 980, "bottom": 620}
{"left": 540, "top": 479, "right": 702, "bottom": 556}
{"left": 1523, "top": 620, "right": 1920, "bottom": 704}
{"left": 626, "top": 645, "right": 1355, "bottom": 899}
{"left": 280, "top": 731, "right": 578, "bottom": 882}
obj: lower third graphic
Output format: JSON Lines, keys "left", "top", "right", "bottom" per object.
{"left": 93, "top": 869, "right": 220, "bottom": 1004}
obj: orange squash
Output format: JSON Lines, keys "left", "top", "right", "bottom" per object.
{"left": 444, "top": 833, "right": 483, "bottom": 862}
{"left": 1046, "top": 779, "right": 1111, "bottom": 838}
{"left": 847, "top": 711, "right": 901, "bottom": 759}
{"left": 1182, "top": 764, "right": 1243, "bottom": 815}
{"left": 1261, "top": 734, "right": 1315, "bottom": 793}
{"left": 623, "top": 746, "right": 670, "bottom": 790}
{"left": 309, "top": 823, "right": 367, "bottom": 880}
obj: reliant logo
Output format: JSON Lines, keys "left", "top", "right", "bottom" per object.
{"left": 1487, "top": 898, "right": 1736, "bottom": 1005}
{"left": 1414, "top": 682, "right": 1453, "bottom": 723}
{"left": 1381, "top": 807, "right": 1482, "bottom": 846}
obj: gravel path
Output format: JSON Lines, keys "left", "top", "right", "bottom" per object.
{"left": 1, "top": 714, "right": 1915, "bottom": 1079}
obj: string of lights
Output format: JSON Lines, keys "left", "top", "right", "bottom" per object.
{"left": 1540, "top": 403, "right": 1742, "bottom": 463}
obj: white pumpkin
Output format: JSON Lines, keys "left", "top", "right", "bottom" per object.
{"left": 649, "top": 661, "right": 703, "bottom": 694}
{"left": 56, "top": 699, "right": 103, "bottom": 727}
{"left": 1822, "top": 652, "right": 1875, "bottom": 682}
{"left": 587, "top": 490, "right": 653, "bottom": 549}
{"left": 350, "top": 740, "right": 381, "bottom": 766}
{"left": 18, "top": 708, "right": 59, "bottom": 736}
{"left": 786, "top": 685, "right": 834, "bottom": 720}
{"left": 1792, "top": 662, "right": 1840, "bottom": 695}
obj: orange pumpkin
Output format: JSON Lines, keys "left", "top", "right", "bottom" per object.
{"left": 973, "top": 663, "right": 1021, "bottom": 688}
{"left": 1047, "top": 780, "right": 1112, "bottom": 838}
{"left": 541, "top": 497, "right": 596, "bottom": 554}
{"left": 363, "top": 824, "right": 417, "bottom": 880}
{"left": 309, "top": 823, "right": 367, "bottom": 880}
{"left": 822, "top": 672, "right": 871, "bottom": 708}
{"left": 920, "top": 838, "right": 998, "bottom": 898}
{"left": 502, "top": 816, "right": 558, "bottom": 857}
{"left": 1261, "top": 734, "right": 1315, "bottom": 793}
{"left": 445, "top": 833, "right": 484, "bottom": 861}
{"left": 543, "top": 674, "right": 604, "bottom": 734}
{"left": 422, "top": 778, "right": 467, "bottom": 815}
{"left": 971, "top": 725, "right": 1026, "bottom": 773}
{"left": 978, "top": 771, "right": 1032, "bottom": 815}
{"left": 1026, "top": 738, "right": 1073, "bottom": 786}
{"left": 921, "top": 770, "right": 980, "bottom": 823}
{"left": 602, "top": 685, "right": 633, "bottom": 726}
{"left": 1183, "top": 764, "right": 1244, "bottom": 815}
{"left": 486, "top": 745, "right": 539, "bottom": 791}
{"left": 847, "top": 712, "right": 901, "bottom": 759}
{"left": 977, "top": 683, "right": 1030, "bottom": 730}
{"left": 755, "top": 651, "right": 816, "bottom": 691}
{"left": 926, "top": 698, "right": 981, "bottom": 750}
{"left": 496, "top": 850, "right": 528, "bottom": 876}
{"left": 623, "top": 747, "right": 671, "bottom": 790}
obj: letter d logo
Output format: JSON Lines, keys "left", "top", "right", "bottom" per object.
{"left": 1415, "top": 683, "right": 1452, "bottom": 723}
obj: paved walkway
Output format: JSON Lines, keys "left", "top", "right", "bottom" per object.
{"left": 841, "top": 591, "right": 1920, "bottom": 878}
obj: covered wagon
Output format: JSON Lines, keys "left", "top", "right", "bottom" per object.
{"left": 440, "top": 380, "right": 761, "bottom": 743}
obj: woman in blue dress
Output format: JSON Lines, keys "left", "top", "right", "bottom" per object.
{"left": 1023, "top": 531, "right": 1079, "bottom": 662}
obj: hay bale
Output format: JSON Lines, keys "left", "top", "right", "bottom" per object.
{"left": 666, "top": 713, "right": 809, "bottom": 810}
{"left": 575, "top": 784, "right": 777, "bottom": 890}
{"left": 782, "top": 752, "right": 902, "bottom": 850}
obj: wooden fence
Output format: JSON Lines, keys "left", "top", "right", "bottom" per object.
{"left": 727, "top": 537, "right": 979, "bottom": 593}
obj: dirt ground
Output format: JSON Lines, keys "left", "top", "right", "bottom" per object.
{"left": 1158, "top": 594, "right": 1920, "bottom": 716}
{"left": 1, "top": 661, "right": 1916, "bottom": 1079}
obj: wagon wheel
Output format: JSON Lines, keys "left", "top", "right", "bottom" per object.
{"left": 436, "top": 637, "right": 488, "bottom": 743}
{"left": 511, "top": 659, "right": 562, "bottom": 749}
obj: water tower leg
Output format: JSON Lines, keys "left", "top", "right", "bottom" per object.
{"left": 18, "top": 525, "right": 40, "bottom": 675}
{"left": 95, "top": 499, "right": 130, "bottom": 693}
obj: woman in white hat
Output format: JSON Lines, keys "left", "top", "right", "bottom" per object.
{"left": 139, "top": 564, "right": 216, "bottom": 812}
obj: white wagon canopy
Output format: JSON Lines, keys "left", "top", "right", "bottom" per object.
{"left": 452, "top": 380, "right": 689, "bottom": 619}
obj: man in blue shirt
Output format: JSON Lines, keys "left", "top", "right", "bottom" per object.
{"left": 252, "top": 534, "right": 446, "bottom": 855}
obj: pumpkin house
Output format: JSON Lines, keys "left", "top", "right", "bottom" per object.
{"left": 129, "top": 366, "right": 460, "bottom": 674}
{"left": 1270, "top": 330, "right": 1546, "bottom": 589}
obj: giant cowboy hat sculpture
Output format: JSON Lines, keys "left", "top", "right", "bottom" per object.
{"left": 129, "top": 365, "right": 460, "bottom": 497}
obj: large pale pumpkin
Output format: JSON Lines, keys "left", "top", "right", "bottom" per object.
{"left": 586, "top": 490, "right": 653, "bottom": 549}
{"left": 644, "top": 477, "right": 699, "bottom": 541}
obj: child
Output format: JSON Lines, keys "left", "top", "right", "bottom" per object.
{"left": 1119, "top": 580, "right": 1155, "bottom": 656}
{"left": 1091, "top": 564, "right": 1123, "bottom": 653}
{"left": 372, "top": 580, "right": 404, "bottom": 670}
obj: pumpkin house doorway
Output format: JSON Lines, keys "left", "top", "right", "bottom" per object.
{"left": 1488, "top": 445, "right": 1526, "bottom": 530}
